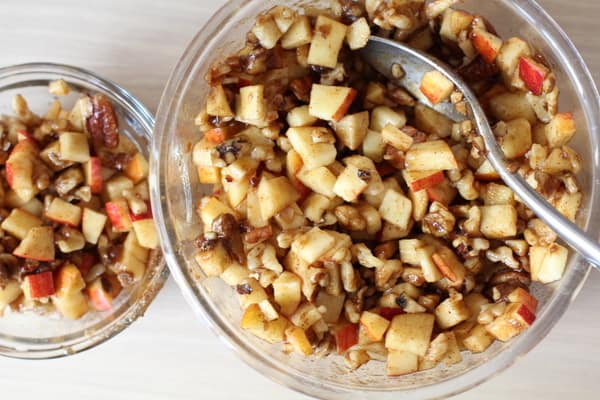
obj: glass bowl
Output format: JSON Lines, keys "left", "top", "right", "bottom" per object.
{"left": 151, "top": 1, "right": 600, "bottom": 398}
{"left": 0, "top": 63, "right": 168, "bottom": 359}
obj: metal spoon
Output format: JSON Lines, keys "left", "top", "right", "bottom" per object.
{"left": 360, "top": 36, "right": 600, "bottom": 270}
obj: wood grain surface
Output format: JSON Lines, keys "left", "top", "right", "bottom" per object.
{"left": 0, "top": 1, "right": 598, "bottom": 399}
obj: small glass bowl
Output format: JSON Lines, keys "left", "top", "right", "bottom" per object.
{"left": 0, "top": 63, "right": 168, "bottom": 359}
{"left": 152, "top": 1, "right": 600, "bottom": 398}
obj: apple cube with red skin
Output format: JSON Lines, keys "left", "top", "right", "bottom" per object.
{"left": 309, "top": 84, "right": 357, "bottom": 122}
{"left": 519, "top": 56, "right": 549, "bottom": 96}
{"left": 13, "top": 226, "right": 55, "bottom": 262}
{"left": 426, "top": 179, "right": 457, "bottom": 206}
{"left": 105, "top": 199, "right": 133, "bottom": 232}
{"left": 440, "top": 9, "right": 474, "bottom": 43}
{"left": 129, "top": 201, "right": 153, "bottom": 222}
{"left": 84, "top": 157, "right": 103, "bottom": 194}
{"left": 124, "top": 152, "right": 149, "bottom": 184}
{"left": 46, "top": 198, "right": 82, "bottom": 227}
{"left": 336, "top": 324, "right": 359, "bottom": 354}
{"left": 486, "top": 302, "right": 535, "bottom": 342}
{"left": 23, "top": 271, "right": 55, "bottom": 299}
{"left": 508, "top": 287, "right": 538, "bottom": 313}
{"left": 307, "top": 15, "right": 348, "bottom": 68}
{"left": 403, "top": 170, "right": 445, "bottom": 192}
{"left": 6, "top": 140, "right": 37, "bottom": 202}
{"left": 420, "top": 70, "right": 455, "bottom": 105}
{"left": 54, "top": 263, "right": 86, "bottom": 298}
{"left": 87, "top": 275, "right": 122, "bottom": 311}
{"left": 470, "top": 28, "right": 503, "bottom": 64}
{"left": 496, "top": 37, "right": 531, "bottom": 85}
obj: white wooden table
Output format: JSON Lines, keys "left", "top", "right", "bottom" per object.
{"left": 1, "top": 1, "right": 599, "bottom": 399}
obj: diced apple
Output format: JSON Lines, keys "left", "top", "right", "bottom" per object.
{"left": 241, "top": 303, "right": 288, "bottom": 343}
{"left": 385, "top": 313, "right": 435, "bottom": 356}
{"left": 381, "top": 123, "right": 413, "bottom": 151}
{"left": 463, "top": 324, "right": 495, "bottom": 352}
{"left": 360, "top": 310, "right": 391, "bottom": 342}
{"left": 132, "top": 219, "right": 159, "bottom": 250}
{"left": 496, "top": 37, "right": 532, "bottom": 85}
{"left": 197, "top": 166, "right": 221, "bottom": 184}
{"left": 333, "top": 111, "right": 369, "bottom": 150}
{"left": 291, "top": 227, "right": 335, "bottom": 264}
{"left": 414, "top": 103, "right": 453, "bottom": 138}
{"left": 486, "top": 303, "right": 535, "bottom": 341}
{"left": 409, "top": 188, "right": 429, "bottom": 221}
{"left": 362, "top": 130, "right": 386, "bottom": 163}
{"left": 287, "top": 105, "right": 318, "bottom": 127}
{"left": 530, "top": 243, "right": 568, "bottom": 283}
{"left": 403, "top": 170, "right": 445, "bottom": 192}
{"left": 435, "top": 293, "right": 471, "bottom": 329}
{"left": 489, "top": 91, "right": 537, "bottom": 124}
{"left": 481, "top": 183, "right": 514, "bottom": 205}
{"left": 379, "top": 189, "right": 413, "bottom": 231}
{"left": 56, "top": 227, "right": 85, "bottom": 253}
{"left": 84, "top": 157, "right": 103, "bottom": 194}
{"left": 432, "top": 246, "right": 465, "bottom": 284}
{"left": 251, "top": 14, "right": 282, "bottom": 49}
{"left": 13, "top": 226, "right": 55, "bottom": 261}
{"left": 315, "top": 291, "right": 345, "bottom": 323}
{"left": 286, "top": 127, "right": 337, "bottom": 169}
{"left": 440, "top": 9, "right": 474, "bottom": 43}
{"left": 553, "top": 192, "right": 581, "bottom": 222}
{"left": 281, "top": 16, "right": 313, "bottom": 49}
{"left": 507, "top": 287, "right": 538, "bottom": 313}
{"left": 518, "top": 56, "right": 549, "bottom": 96}
{"left": 285, "top": 326, "right": 313, "bottom": 355}
{"left": 23, "top": 271, "right": 55, "bottom": 299}
{"left": 124, "top": 152, "right": 149, "bottom": 184}
{"left": 309, "top": 84, "right": 357, "bottom": 122}
{"left": 387, "top": 350, "right": 419, "bottom": 376}
{"left": 480, "top": 205, "right": 517, "bottom": 239}
{"left": 417, "top": 245, "right": 444, "bottom": 282}
{"left": 544, "top": 112, "right": 576, "bottom": 148}
{"left": 475, "top": 159, "right": 500, "bottom": 181}
{"left": 297, "top": 166, "right": 337, "bottom": 198}
{"left": 270, "top": 5, "right": 297, "bottom": 34}
{"left": 470, "top": 28, "right": 503, "bottom": 64}
{"left": 52, "top": 290, "right": 89, "bottom": 320}
{"left": 104, "top": 175, "right": 134, "bottom": 201}
{"left": 346, "top": 17, "right": 370, "bottom": 50}
{"left": 111, "top": 231, "right": 149, "bottom": 282}
{"left": 0, "top": 281, "right": 22, "bottom": 313}
{"left": 336, "top": 324, "right": 359, "bottom": 354}
{"left": 258, "top": 176, "right": 300, "bottom": 220}
{"left": 6, "top": 142, "right": 36, "bottom": 202}
{"left": 198, "top": 196, "right": 236, "bottom": 227}
{"left": 206, "top": 84, "right": 234, "bottom": 117}
{"left": 58, "top": 132, "right": 90, "bottom": 163}
{"left": 420, "top": 70, "right": 454, "bottom": 104}
{"left": 68, "top": 95, "right": 92, "bottom": 132}
{"left": 105, "top": 199, "right": 132, "bottom": 232}
{"left": 370, "top": 106, "right": 406, "bottom": 132}
{"left": 497, "top": 118, "right": 532, "bottom": 159}
{"left": 0, "top": 208, "right": 42, "bottom": 240}
{"left": 307, "top": 15, "right": 348, "bottom": 68}
{"left": 273, "top": 271, "right": 302, "bottom": 317}
{"left": 406, "top": 140, "right": 458, "bottom": 171}
{"left": 81, "top": 208, "right": 107, "bottom": 245}
{"left": 87, "top": 275, "right": 122, "bottom": 311}
{"left": 333, "top": 165, "right": 369, "bottom": 202}
{"left": 54, "top": 263, "right": 86, "bottom": 298}
{"left": 236, "top": 85, "right": 267, "bottom": 126}
{"left": 442, "top": 331, "right": 463, "bottom": 365}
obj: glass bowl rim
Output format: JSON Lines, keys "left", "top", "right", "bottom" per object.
{"left": 0, "top": 62, "right": 169, "bottom": 360}
{"left": 151, "top": 0, "right": 598, "bottom": 398}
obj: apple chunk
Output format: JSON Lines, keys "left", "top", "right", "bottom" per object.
{"left": 82, "top": 207, "right": 108, "bottom": 244}
{"left": 309, "top": 84, "right": 357, "bottom": 122}
{"left": 402, "top": 170, "right": 445, "bottom": 192}
{"left": 387, "top": 350, "right": 419, "bottom": 376}
{"left": 470, "top": 28, "right": 503, "bottom": 64}
{"left": 84, "top": 157, "right": 103, "bottom": 194}
{"left": 105, "top": 198, "right": 133, "bottom": 232}
{"left": 480, "top": 205, "right": 517, "bottom": 239}
{"left": 0, "top": 208, "right": 42, "bottom": 240}
{"left": 385, "top": 313, "right": 435, "bottom": 356}
{"left": 336, "top": 324, "right": 359, "bottom": 354}
{"left": 59, "top": 132, "right": 90, "bottom": 163}
{"left": 307, "top": 15, "right": 347, "bottom": 68}
{"left": 6, "top": 143, "right": 36, "bottom": 202}
{"left": 13, "top": 226, "right": 55, "bottom": 261}
{"left": 405, "top": 140, "right": 458, "bottom": 171}
{"left": 88, "top": 275, "right": 122, "bottom": 311}
{"left": 519, "top": 56, "right": 549, "bottom": 96}
{"left": 257, "top": 176, "right": 300, "bottom": 220}
{"left": 544, "top": 112, "right": 576, "bottom": 148}
{"left": 530, "top": 243, "right": 568, "bottom": 283}
{"left": 360, "top": 310, "right": 391, "bottom": 342}
{"left": 420, "top": 71, "right": 455, "bottom": 104}
{"left": 23, "top": 271, "right": 55, "bottom": 299}
{"left": 379, "top": 189, "right": 413, "bottom": 231}
{"left": 497, "top": 118, "right": 532, "bottom": 159}
{"left": 46, "top": 197, "right": 82, "bottom": 227}
{"left": 132, "top": 219, "right": 159, "bottom": 249}
{"left": 333, "top": 111, "right": 369, "bottom": 150}
{"left": 206, "top": 84, "right": 234, "bottom": 117}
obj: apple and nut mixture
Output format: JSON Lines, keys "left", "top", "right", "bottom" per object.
{"left": 0, "top": 80, "right": 158, "bottom": 320}
{"left": 191, "top": 0, "right": 581, "bottom": 376}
